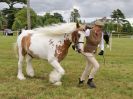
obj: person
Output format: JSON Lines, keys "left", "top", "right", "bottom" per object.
{"left": 103, "top": 31, "right": 110, "bottom": 48}
{"left": 18, "top": 29, "right": 22, "bottom": 35}
{"left": 98, "top": 31, "right": 110, "bottom": 55}
{"left": 98, "top": 32, "right": 105, "bottom": 55}
{"left": 79, "top": 20, "right": 104, "bottom": 88}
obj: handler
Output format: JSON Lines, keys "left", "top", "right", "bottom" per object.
{"left": 79, "top": 20, "right": 104, "bottom": 88}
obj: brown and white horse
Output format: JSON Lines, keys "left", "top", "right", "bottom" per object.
{"left": 16, "top": 22, "right": 86, "bottom": 85}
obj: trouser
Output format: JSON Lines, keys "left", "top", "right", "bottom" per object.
{"left": 80, "top": 52, "right": 100, "bottom": 81}
{"left": 104, "top": 35, "right": 109, "bottom": 44}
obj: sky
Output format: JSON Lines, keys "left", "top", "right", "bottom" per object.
{"left": 0, "top": 0, "right": 133, "bottom": 23}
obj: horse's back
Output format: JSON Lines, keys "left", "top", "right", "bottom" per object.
{"left": 17, "top": 30, "right": 56, "bottom": 60}
{"left": 17, "top": 30, "right": 33, "bottom": 43}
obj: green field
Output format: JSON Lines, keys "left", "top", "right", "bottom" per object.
{"left": 0, "top": 35, "right": 133, "bottom": 99}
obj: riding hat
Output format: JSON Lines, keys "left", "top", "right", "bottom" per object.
{"left": 94, "top": 20, "right": 104, "bottom": 27}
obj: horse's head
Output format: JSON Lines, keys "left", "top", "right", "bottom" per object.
{"left": 71, "top": 22, "right": 86, "bottom": 53}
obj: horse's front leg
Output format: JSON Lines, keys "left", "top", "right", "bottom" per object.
{"left": 49, "top": 60, "right": 65, "bottom": 86}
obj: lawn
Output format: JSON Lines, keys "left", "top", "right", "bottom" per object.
{"left": 0, "top": 35, "right": 133, "bottom": 99}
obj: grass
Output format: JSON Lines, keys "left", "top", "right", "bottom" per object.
{"left": 0, "top": 35, "right": 133, "bottom": 99}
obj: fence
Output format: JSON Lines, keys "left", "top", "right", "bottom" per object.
{"left": 0, "top": 31, "right": 19, "bottom": 36}
{"left": 112, "top": 32, "right": 133, "bottom": 38}
{"left": 0, "top": 31, "right": 133, "bottom": 38}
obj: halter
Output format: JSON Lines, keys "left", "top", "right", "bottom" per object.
{"left": 72, "top": 41, "right": 84, "bottom": 53}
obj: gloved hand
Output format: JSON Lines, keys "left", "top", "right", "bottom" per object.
{"left": 72, "top": 45, "right": 81, "bottom": 53}
{"left": 77, "top": 49, "right": 81, "bottom": 53}
{"left": 72, "top": 45, "right": 75, "bottom": 50}
{"left": 98, "top": 50, "right": 104, "bottom": 55}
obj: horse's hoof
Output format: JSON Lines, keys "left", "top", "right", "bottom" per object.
{"left": 27, "top": 72, "right": 34, "bottom": 77}
{"left": 53, "top": 81, "right": 62, "bottom": 86}
{"left": 49, "top": 70, "right": 62, "bottom": 83}
{"left": 26, "top": 68, "right": 34, "bottom": 77}
{"left": 17, "top": 75, "right": 26, "bottom": 80}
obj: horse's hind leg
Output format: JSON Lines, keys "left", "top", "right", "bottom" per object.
{"left": 49, "top": 60, "right": 65, "bottom": 86}
{"left": 26, "top": 55, "right": 34, "bottom": 77}
{"left": 17, "top": 48, "right": 26, "bottom": 80}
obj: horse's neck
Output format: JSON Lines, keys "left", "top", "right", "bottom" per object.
{"left": 60, "top": 33, "right": 72, "bottom": 48}
{"left": 54, "top": 33, "right": 72, "bottom": 62}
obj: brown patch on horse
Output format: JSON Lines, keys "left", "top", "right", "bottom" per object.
{"left": 71, "top": 30, "right": 80, "bottom": 44}
{"left": 21, "top": 34, "right": 39, "bottom": 58}
{"left": 54, "top": 39, "right": 71, "bottom": 62}
{"left": 21, "top": 34, "right": 31, "bottom": 56}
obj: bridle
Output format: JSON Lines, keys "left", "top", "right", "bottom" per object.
{"left": 72, "top": 41, "right": 84, "bottom": 53}
{"left": 71, "top": 28, "right": 85, "bottom": 53}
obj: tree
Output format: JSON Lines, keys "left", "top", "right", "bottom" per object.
{"left": 70, "top": 9, "right": 80, "bottom": 22}
{"left": 122, "top": 20, "right": 132, "bottom": 33}
{"left": 111, "top": 9, "right": 125, "bottom": 32}
{"left": 53, "top": 13, "right": 64, "bottom": 22}
{"left": 43, "top": 13, "right": 63, "bottom": 25}
{"left": 2, "top": 8, "right": 20, "bottom": 29}
{"left": 0, "top": 0, "right": 27, "bottom": 29}
{"left": 12, "top": 7, "right": 37, "bottom": 30}
{"left": 0, "top": 11, "right": 6, "bottom": 29}
{"left": 36, "top": 16, "right": 44, "bottom": 26}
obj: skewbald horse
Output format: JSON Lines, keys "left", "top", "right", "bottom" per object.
{"left": 16, "top": 22, "right": 86, "bottom": 85}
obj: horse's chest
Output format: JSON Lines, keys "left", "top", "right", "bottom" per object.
{"left": 54, "top": 39, "right": 71, "bottom": 62}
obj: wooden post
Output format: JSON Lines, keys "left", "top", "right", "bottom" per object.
{"left": 110, "top": 33, "right": 112, "bottom": 51}
{"left": 27, "top": 0, "right": 31, "bottom": 30}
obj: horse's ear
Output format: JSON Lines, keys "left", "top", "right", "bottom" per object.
{"left": 76, "top": 22, "right": 80, "bottom": 28}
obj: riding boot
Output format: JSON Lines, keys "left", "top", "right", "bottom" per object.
{"left": 98, "top": 50, "right": 104, "bottom": 55}
{"left": 78, "top": 78, "right": 84, "bottom": 87}
{"left": 87, "top": 78, "right": 96, "bottom": 88}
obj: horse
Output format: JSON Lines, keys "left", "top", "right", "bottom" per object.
{"left": 16, "top": 22, "right": 86, "bottom": 85}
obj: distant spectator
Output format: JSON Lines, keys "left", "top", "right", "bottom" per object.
{"left": 103, "top": 31, "right": 110, "bottom": 48}
{"left": 4, "top": 29, "right": 13, "bottom": 36}
{"left": 18, "top": 29, "right": 22, "bottom": 35}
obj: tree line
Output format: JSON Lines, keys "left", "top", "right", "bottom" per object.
{"left": 0, "top": 0, "right": 133, "bottom": 33}
{"left": 0, "top": 0, "right": 65, "bottom": 30}
{"left": 105, "top": 9, "right": 133, "bottom": 33}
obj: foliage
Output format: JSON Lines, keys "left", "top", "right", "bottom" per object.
{"left": 12, "top": 7, "right": 37, "bottom": 30}
{"left": 36, "top": 12, "right": 64, "bottom": 26}
{"left": 70, "top": 9, "right": 80, "bottom": 22}
{"left": 53, "top": 13, "right": 64, "bottom": 22}
{"left": 111, "top": 9, "right": 126, "bottom": 32}
{"left": 122, "top": 20, "right": 132, "bottom": 33}
{"left": 0, "top": 0, "right": 27, "bottom": 29}
{"left": 36, "top": 16, "right": 44, "bottom": 26}
{"left": 110, "top": 9, "right": 133, "bottom": 33}
{"left": 2, "top": 8, "right": 21, "bottom": 29}
{"left": 0, "top": 11, "right": 6, "bottom": 29}
{"left": 111, "top": 9, "right": 125, "bottom": 21}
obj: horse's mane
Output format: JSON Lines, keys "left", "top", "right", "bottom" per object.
{"left": 33, "top": 23, "right": 76, "bottom": 36}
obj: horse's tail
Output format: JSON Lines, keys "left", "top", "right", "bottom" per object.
{"left": 13, "top": 42, "right": 18, "bottom": 58}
